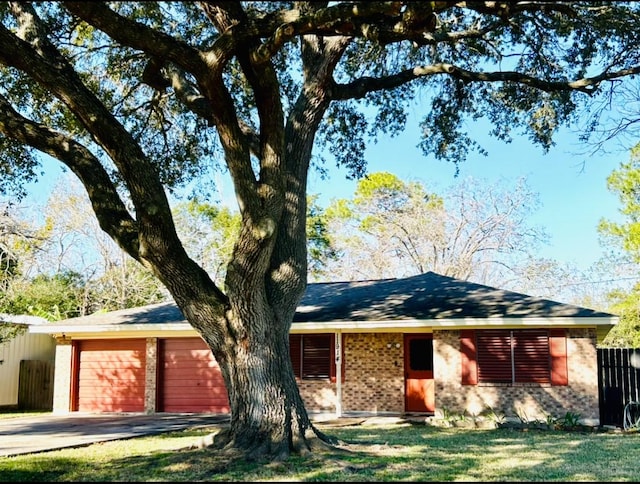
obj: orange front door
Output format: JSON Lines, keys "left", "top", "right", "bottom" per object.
{"left": 404, "top": 334, "right": 434, "bottom": 413}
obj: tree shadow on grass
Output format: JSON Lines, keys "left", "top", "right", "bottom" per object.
{"left": 1, "top": 424, "right": 638, "bottom": 482}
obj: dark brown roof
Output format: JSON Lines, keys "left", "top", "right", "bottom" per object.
{"left": 294, "top": 271, "right": 613, "bottom": 321}
{"left": 43, "top": 271, "right": 615, "bottom": 328}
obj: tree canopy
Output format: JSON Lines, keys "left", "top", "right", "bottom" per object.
{"left": 599, "top": 144, "right": 640, "bottom": 347}
{"left": 322, "top": 172, "right": 549, "bottom": 284}
{"left": 1, "top": 1, "right": 640, "bottom": 462}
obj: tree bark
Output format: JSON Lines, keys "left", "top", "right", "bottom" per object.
{"left": 212, "top": 307, "right": 337, "bottom": 460}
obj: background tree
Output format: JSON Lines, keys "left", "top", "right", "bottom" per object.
{"left": 1, "top": 271, "right": 86, "bottom": 320}
{"left": 1, "top": 1, "right": 640, "bottom": 462}
{"left": 598, "top": 144, "right": 640, "bottom": 347}
{"left": 307, "top": 194, "right": 339, "bottom": 281}
{"left": 0, "top": 321, "right": 27, "bottom": 345}
{"left": 323, "top": 172, "right": 549, "bottom": 285}
{"left": 173, "top": 195, "right": 336, "bottom": 284}
{"left": 41, "top": 176, "right": 168, "bottom": 311}
{"left": 0, "top": 201, "right": 43, "bottom": 290}
{"left": 1, "top": 177, "right": 167, "bottom": 318}
{"left": 172, "top": 199, "right": 242, "bottom": 287}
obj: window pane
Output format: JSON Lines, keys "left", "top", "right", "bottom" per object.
{"left": 302, "top": 335, "right": 331, "bottom": 379}
{"left": 409, "top": 338, "right": 433, "bottom": 371}
{"left": 477, "top": 330, "right": 512, "bottom": 383}
{"left": 513, "top": 330, "right": 550, "bottom": 383}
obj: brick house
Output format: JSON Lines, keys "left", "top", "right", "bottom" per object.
{"left": 30, "top": 272, "right": 617, "bottom": 424}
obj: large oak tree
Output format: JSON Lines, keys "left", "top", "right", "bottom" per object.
{"left": 1, "top": 1, "right": 640, "bottom": 461}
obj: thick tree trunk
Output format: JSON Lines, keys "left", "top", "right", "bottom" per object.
{"left": 207, "top": 307, "right": 337, "bottom": 461}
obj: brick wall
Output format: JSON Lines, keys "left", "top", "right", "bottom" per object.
{"left": 435, "top": 328, "right": 600, "bottom": 421}
{"left": 144, "top": 338, "right": 158, "bottom": 414}
{"left": 297, "top": 379, "right": 337, "bottom": 413}
{"left": 49, "top": 328, "right": 601, "bottom": 419}
{"left": 298, "top": 332, "right": 406, "bottom": 414}
{"left": 52, "top": 337, "right": 72, "bottom": 414}
{"left": 340, "top": 333, "right": 405, "bottom": 413}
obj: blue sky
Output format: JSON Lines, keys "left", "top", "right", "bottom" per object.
{"left": 307, "top": 113, "right": 630, "bottom": 273}
{"left": 28, "top": 111, "right": 630, "bottom": 274}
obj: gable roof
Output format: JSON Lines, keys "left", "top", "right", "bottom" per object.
{"left": 294, "top": 271, "right": 613, "bottom": 321}
{"left": 29, "top": 271, "right": 617, "bottom": 337}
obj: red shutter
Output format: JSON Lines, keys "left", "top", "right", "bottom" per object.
{"left": 289, "top": 334, "right": 301, "bottom": 378}
{"left": 549, "top": 329, "right": 568, "bottom": 386}
{"left": 460, "top": 330, "right": 478, "bottom": 385}
{"left": 513, "top": 330, "right": 550, "bottom": 383}
{"left": 476, "top": 330, "right": 512, "bottom": 383}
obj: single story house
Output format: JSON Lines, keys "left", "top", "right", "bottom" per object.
{"left": 30, "top": 272, "right": 618, "bottom": 424}
{"left": 0, "top": 314, "right": 55, "bottom": 410}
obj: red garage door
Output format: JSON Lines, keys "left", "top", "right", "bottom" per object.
{"left": 159, "top": 338, "right": 230, "bottom": 413}
{"left": 74, "top": 339, "right": 146, "bottom": 413}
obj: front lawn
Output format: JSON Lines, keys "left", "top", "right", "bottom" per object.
{"left": 0, "top": 421, "right": 637, "bottom": 482}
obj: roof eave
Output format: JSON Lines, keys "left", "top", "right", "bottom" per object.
{"left": 29, "top": 315, "right": 619, "bottom": 338}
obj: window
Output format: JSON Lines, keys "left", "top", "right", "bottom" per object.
{"left": 289, "top": 334, "right": 335, "bottom": 380}
{"left": 408, "top": 337, "right": 433, "bottom": 372}
{"left": 460, "top": 329, "right": 568, "bottom": 386}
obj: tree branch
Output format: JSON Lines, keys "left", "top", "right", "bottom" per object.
{"left": 238, "top": 1, "right": 579, "bottom": 63}
{"left": 331, "top": 61, "right": 640, "bottom": 101}
{"left": 142, "top": 61, "right": 216, "bottom": 126}
{"left": 0, "top": 94, "right": 140, "bottom": 259}
{"left": 0, "top": 6, "right": 192, "bottom": 261}
{"left": 63, "top": 1, "right": 207, "bottom": 74}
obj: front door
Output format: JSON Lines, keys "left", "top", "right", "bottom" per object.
{"left": 404, "top": 334, "right": 434, "bottom": 413}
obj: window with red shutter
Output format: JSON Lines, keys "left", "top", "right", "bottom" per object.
{"left": 472, "top": 329, "right": 561, "bottom": 385}
{"left": 476, "top": 330, "right": 513, "bottom": 383}
{"left": 513, "top": 330, "right": 550, "bottom": 383}
{"left": 302, "top": 335, "right": 331, "bottom": 379}
{"left": 288, "top": 334, "right": 334, "bottom": 380}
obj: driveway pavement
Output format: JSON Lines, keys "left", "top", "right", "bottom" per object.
{"left": 0, "top": 413, "right": 230, "bottom": 457}
{"left": 0, "top": 412, "right": 417, "bottom": 458}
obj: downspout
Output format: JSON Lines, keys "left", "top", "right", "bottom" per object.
{"left": 335, "top": 330, "right": 342, "bottom": 417}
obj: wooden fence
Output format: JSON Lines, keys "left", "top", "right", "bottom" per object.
{"left": 598, "top": 348, "right": 640, "bottom": 427}
{"left": 17, "top": 360, "right": 54, "bottom": 411}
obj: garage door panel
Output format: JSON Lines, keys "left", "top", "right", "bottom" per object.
{"left": 161, "top": 384, "right": 229, "bottom": 395}
{"left": 79, "top": 400, "right": 144, "bottom": 413}
{"left": 160, "top": 338, "right": 229, "bottom": 413}
{"left": 78, "top": 368, "right": 144, "bottom": 379}
{"left": 77, "top": 395, "right": 144, "bottom": 405}
{"left": 162, "top": 339, "right": 215, "bottom": 350}
{"left": 164, "top": 351, "right": 219, "bottom": 368}
{"left": 164, "top": 349, "right": 216, "bottom": 358}
{"left": 160, "top": 403, "right": 230, "bottom": 413}
{"left": 80, "top": 351, "right": 145, "bottom": 362}
{"left": 163, "top": 394, "right": 229, "bottom": 403}
{"left": 76, "top": 339, "right": 146, "bottom": 413}
{"left": 78, "top": 380, "right": 144, "bottom": 393}
{"left": 160, "top": 367, "right": 225, "bottom": 379}
{"left": 79, "top": 361, "right": 143, "bottom": 372}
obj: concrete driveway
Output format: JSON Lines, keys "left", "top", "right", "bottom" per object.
{"left": 0, "top": 413, "right": 230, "bottom": 457}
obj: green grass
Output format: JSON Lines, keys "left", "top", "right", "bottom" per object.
{"left": 0, "top": 410, "right": 51, "bottom": 419}
{"left": 0, "top": 422, "right": 638, "bottom": 482}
